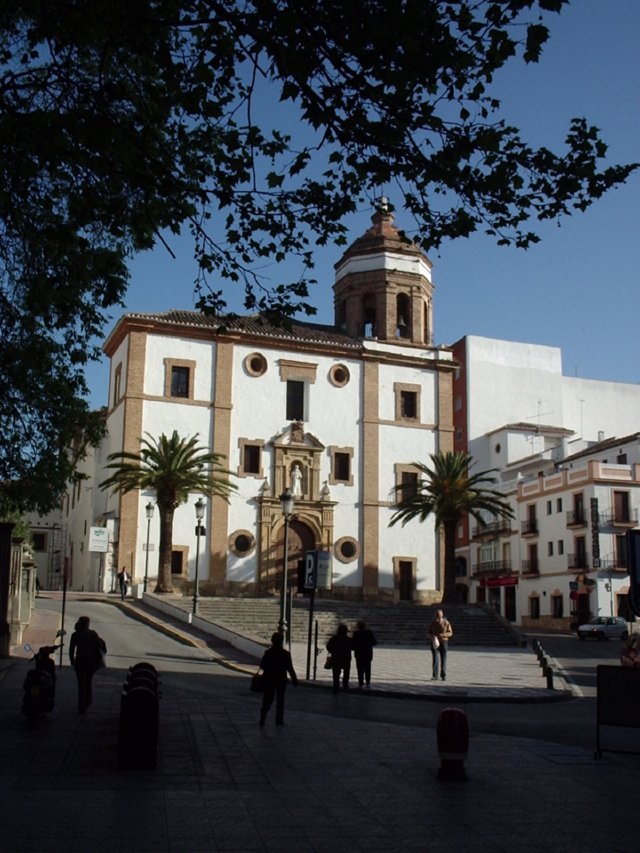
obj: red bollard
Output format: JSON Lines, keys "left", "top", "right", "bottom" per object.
{"left": 436, "top": 707, "right": 469, "bottom": 781}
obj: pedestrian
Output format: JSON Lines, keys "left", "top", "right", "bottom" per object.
{"left": 352, "top": 619, "right": 377, "bottom": 688}
{"left": 259, "top": 631, "right": 298, "bottom": 726}
{"left": 69, "top": 616, "right": 107, "bottom": 714}
{"left": 428, "top": 608, "right": 453, "bottom": 681}
{"left": 326, "top": 623, "right": 353, "bottom": 693}
{"left": 117, "top": 567, "right": 129, "bottom": 600}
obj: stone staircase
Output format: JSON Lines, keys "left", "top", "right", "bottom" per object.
{"left": 174, "top": 597, "right": 523, "bottom": 646}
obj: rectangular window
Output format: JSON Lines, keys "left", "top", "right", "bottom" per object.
{"left": 243, "top": 444, "right": 261, "bottom": 475}
{"left": 551, "top": 595, "right": 564, "bottom": 618}
{"left": 32, "top": 533, "right": 47, "bottom": 552}
{"left": 400, "top": 471, "right": 418, "bottom": 500}
{"left": 171, "top": 366, "right": 190, "bottom": 398}
{"left": 547, "top": 541, "right": 554, "bottom": 557}
{"left": 286, "top": 380, "right": 305, "bottom": 421}
{"left": 617, "top": 453, "right": 628, "bottom": 464}
{"left": 558, "top": 540, "right": 564, "bottom": 555}
{"left": 334, "top": 452, "right": 351, "bottom": 482}
{"left": 556, "top": 498, "right": 563, "bottom": 512}
{"left": 329, "top": 446, "right": 354, "bottom": 486}
{"left": 546, "top": 500, "right": 552, "bottom": 515}
{"left": 113, "top": 364, "right": 122, "bottom": 407}
{"left": 394, "top": 383, "right": 421, "bottom": 423}
{"left": 401, "top": 390, "right": 418, "bottom": 419}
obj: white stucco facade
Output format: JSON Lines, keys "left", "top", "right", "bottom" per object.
{"left": 58, "top": 208, "right": 455, "bottom": 602}
{"left": 50, "top": 209, "right": 640, "bottom": 621}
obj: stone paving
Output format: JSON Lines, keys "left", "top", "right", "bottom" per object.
{"left": 0, "top": 596, "right": 636, "bottom": 853}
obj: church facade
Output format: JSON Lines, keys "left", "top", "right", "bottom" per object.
{"left": 99, "top": 206, "right": 456, "bottom": 602}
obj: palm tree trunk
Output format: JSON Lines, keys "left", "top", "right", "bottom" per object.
{"left": 441, "top": 520, "right": 458, "bottom": 603}
{"left": 154, "top": 505, "right": 175, "bottom": 593}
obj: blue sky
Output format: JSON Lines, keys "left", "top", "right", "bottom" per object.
{"left": 87, "top": 0, "right": 640, "bottom": 407}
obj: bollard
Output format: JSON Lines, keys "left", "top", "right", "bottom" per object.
{"left": 436, "top": 707, "right": 469, "bottom": 782}
{"left": 539, "top": 655, "right": 547, "bottom": 670}
{"left": 544, "top": 665, "right": 554, "bottom": 689}
{"left": 118, "top": 662, "right": 160, "bottom": 771}
{"left": 536, "top": 645, "right": 545, "bottom": 662}
{"left": 532, "top": 639, "right": 540, "bottom": 655}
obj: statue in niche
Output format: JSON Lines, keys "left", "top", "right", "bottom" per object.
{"left": 291, "top": 462, "right": 303, "bottom": 497}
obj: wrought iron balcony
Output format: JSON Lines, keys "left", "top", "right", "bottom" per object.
{"left": 566, "top": 510, "right": 587, "bottom": 528}
{"left": 472, "top": 559, "right": 512, "bottom": 577}
{"left": 521, "top": 559, "right": 539, "bottom": 575}
{"left": 471, "top": 520, "right": 513, "bottom": 540}
{"left": 521, "top": 519, "right": 538, "bottom": 537}
{"left": 598, "top": 508, "right": 638, "bottom": 527}
{"left": 599, "top": 554, "right": 628, "bottom": 571}
{"left": 568, "top": 553, "right": 589, "bottom": 570}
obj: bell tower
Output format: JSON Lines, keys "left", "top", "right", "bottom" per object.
{"left": 333, "top": 199, "right": 434, "bottom": 346}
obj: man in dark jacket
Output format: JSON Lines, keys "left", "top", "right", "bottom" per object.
{"left": 352, "top": 620, "right": 377, "bottom": 688}
{"left": 326, "top": 623, "right": 353, "bottom": 693}
{"left": 259, "top": 632, "right": 298, "bottom": 726}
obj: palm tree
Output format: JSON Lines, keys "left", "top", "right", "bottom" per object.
{"left": 389, "top": 451, "right": 513, "bottom": 603}
{"left": 100, "top": 431, "right": 236, "bottom": 593}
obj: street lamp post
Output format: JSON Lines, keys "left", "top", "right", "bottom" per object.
{"left": 279, "top": 488, "right": 295, "bottom": 640}
{"left": 143, "top": 502, "right": 154, "bottom": 594}
{"left": 192, "top": 498, "right": 206, "bottom": 617}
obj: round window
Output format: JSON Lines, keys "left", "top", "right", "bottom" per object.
{"left": 334, "top": 536, "right": 359, "bottom": 563}
{"left": 244, "top": 352, "right": 267, "bottom": 377}
{"left": 235, "top": 534, "right": 252, "bottom": 554}
{"left": 329, "top": 364, "right": 350, "bottom": 387}
{"left": 229, "top": 530, "right": 256, "bottom": 556}
{"left": 340, "top": 540, "right": 356, "bottom": 559}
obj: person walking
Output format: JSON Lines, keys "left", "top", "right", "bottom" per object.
{"left": 428, "top": 609, "right": 453, "bottom": 681}
{"left": 259, "top": 632, "right": 298, "bottom": 726}
{"left": 326, "top": 623, "right": 353, "bottom": 693}
{"left": 352, "top": 620, "right": 377, "bottom": 688}
{"left": 117, "top": 567, "right": 129, "bottom": 600}
{"left": 69, "top": 616, "right": 107, "bottom": 714}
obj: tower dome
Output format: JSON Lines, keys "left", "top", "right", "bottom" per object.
{"left": 333, "top": 200, "right": 434, "bottom": 345}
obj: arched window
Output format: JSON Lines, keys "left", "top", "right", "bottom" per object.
{"left": 396, "top": 293, "right": 410, "bottom": 338}
{"left": 362, "top": 294, "right": 376, "bottom": 338}
{"left": 337, "top": 300, "right": 347, "bottom": 331}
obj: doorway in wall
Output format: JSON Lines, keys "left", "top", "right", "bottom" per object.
{"left": 398, "top": 561, "right": 413, "bottom": 601}
{"left": 504, "top": 586, "right": 516, "bottom": 622}
{"left": 275, "top": 520, "right": 316, "bottom": 593}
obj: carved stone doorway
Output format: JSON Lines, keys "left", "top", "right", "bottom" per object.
{"left": 274, "top": 519, "right": 316, "bottom": 592}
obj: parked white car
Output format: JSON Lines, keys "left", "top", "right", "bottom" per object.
{"left": 576, "top": 616, "right": 629, "bottom": 641}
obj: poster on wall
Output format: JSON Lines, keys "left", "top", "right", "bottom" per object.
{"left": 88, "top": 527, "right": 109, "bottom": 553}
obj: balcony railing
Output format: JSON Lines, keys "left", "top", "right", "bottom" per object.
{"left": 599, "top": 554, "right": 628, "bottom": 571}
{"left": 471, "top": 520, "right": 513, "bottom": 540}
{"left": 521, "top": 519, "right": 538, "bottom": 536}
{"left": 521, "top": 559, "right": 539, "bottom": 575}
{"left": 566, "top": 510, "right": 587, "bottom": 528}
{"left": 472, "top": 559, "right": 512, "bottom": 576}
{"left": 598, "top": 508, "right": 638, "bottom": 527}
{"left": 568, "top": 553, "right": 589, "bottom": 570}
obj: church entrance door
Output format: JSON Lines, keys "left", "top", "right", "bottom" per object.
{"left": 275, "top": 520, "right": 316, "bottom": 592}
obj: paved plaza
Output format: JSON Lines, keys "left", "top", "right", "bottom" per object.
{"left": 0, "top": 598, "right": 636, "bottom": 853}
